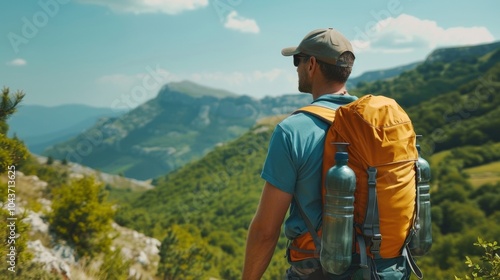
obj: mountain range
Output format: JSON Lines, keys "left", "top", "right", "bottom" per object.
{"left": 42, "top": 81, "right": 312, "bottom": 179}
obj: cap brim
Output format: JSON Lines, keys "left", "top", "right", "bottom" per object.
{"left": 281, "top": 47, "right": 300, "bottom": 56}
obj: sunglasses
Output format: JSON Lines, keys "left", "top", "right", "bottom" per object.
{"left": 293, "top": 54, "right": 310, "bottom": 67}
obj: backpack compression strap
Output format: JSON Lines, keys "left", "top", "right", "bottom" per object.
{"left": 401, "top": 162, "right": 424, "bottom": 279}
{"left": 356, "top": 167, "right": 383, "bottom": 280}
{"left": 363, "top": 167, "right": 382, "bottom": 259}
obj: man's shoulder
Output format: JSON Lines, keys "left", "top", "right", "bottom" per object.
{"left": 277, "top": 95, "right": 357, "bottom": 133}
{"left": 278, "top": 110, "right": 327, "bottom": 134}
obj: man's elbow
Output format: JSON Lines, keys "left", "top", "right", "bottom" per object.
{"left": 249, "top": 219, "right": 280, "bottom": 243}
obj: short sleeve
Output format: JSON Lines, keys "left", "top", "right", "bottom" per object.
{"left": 261, "top": 125, "right": 297, "bottom": 194}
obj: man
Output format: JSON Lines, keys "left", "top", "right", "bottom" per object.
{"left": 242, "top": 28, "right": 358, "bottom": 279}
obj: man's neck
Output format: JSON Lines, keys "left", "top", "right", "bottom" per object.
{"left": 311, "top": 85, "right": 348, "bottom": 100}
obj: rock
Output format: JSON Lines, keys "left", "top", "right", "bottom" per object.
{"left": 28, "top": 240, "right": 72, "bottom": 279}
{"left": 121, "top": 247, "right": 133, "bottom": 259}
{"left": 52, "top": 243, "right": 76, "bottom": 264}
{"left": 144, "top": 237, "right": 161, "bottom": 255}
{"left": 137, "top": 251, "right": 149, "bottom": 266}
{"left": 24, "top": 211, "right": 49, "bottom": 234}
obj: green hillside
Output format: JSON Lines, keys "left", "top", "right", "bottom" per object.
{"left": 116, "top": 118, "right": 288, "bottom": 279}
{"left": 465, "top": 161, "right": 500, "bottom": 187}
{"left": 347, "top": 61, "right": 421, "bottom": 88}
{"left": 111, "top": 42, "right": 500, "bottom": 279}
{"left": 352, "top": 41, "right": 500, "bottom": 106}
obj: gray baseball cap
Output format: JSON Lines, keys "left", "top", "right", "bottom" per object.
{"left": 282, "top": 28, "right": 354, "bottom": 67}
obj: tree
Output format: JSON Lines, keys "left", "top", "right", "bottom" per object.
{"left": 456, "top": 238, "right": 500, "bottom": 280}
{"left": 48, "top": 176, "right": 115, "bottom": 258}
{"left": 0, "top": 87, "right": 25, "bottom": 134}
{"left": 157, "top": 225, "right": 213, "bottom": 280}
{"left": 97, "top": 247, "right": 132, "bottom": 280}
{"left": 0, "top": 87, "right": 55, "bottom": 279}
{"left": 0, "top": 87, "right": 29, "bottom": 171}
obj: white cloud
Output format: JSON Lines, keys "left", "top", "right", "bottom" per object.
{"left": 96, "top": 66, "right": 179, "bottom": 109}
{"left": 224, "top": 11, "right": 260, "bottom": 34}
{"left": 100, "top": 67, "right": 293, "bottom": 102}
{"left": 97, "top": 66, "right": 176, "bottom": 86}
{"left": 78, "top": 0, "right": 208, "bottom": 15}
{"left": 189, "top": 68, "right": 298, "bottom": 97}
{"left": 6, "top": 58, "right": 27, "bottom": 66}
{"left": 352, "top": 14, "right": 495, "bottom": 54}
{"left": 191, "top": 69, "right": 282, "bottom": 87}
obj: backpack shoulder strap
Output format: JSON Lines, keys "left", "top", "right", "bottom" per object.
{"left": 294, "top": 105, "right": 336, "bottom": 124}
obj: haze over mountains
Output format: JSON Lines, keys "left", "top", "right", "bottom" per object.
{"left": 7, "top": 104, "right": 126, "bottom": 154}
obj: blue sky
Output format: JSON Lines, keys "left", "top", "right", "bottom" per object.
{"left": 1, "top": 0, "right": 499, "bottom": 109}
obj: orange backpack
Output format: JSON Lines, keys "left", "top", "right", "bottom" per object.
{"left": 289, "top": 94, "right": 423, "bottom": 278}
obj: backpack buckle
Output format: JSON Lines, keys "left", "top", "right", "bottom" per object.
{"left": 370, "top": 234, "right": 382, "bottom": 258}
{"left": 367, "top": 167, "right": 377, "bottom": 187}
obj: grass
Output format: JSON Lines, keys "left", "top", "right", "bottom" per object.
{"left": 428, "top": 149, "right": 451, "bottom": 167}
{"left": 428, "top": 149, "right": 500, "bottom": 189}
{"left": 0, "top": 172, "right": 45, "bottom": 212}
{"left": 464, "top": 161, "right": 500, "bottom": 188}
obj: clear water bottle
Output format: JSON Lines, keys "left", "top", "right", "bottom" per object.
{"left": 321, "top": 151, "right": 356, "bottom": 275}
{"left": 410, "top": 135, "right": 432, "bottom": 256}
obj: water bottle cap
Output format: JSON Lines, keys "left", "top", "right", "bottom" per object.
{"left": 416, "top": 135, "right": 422, "bottom": 152}
{"left": 335, "top": 152, "right": 348, "bottom": 161}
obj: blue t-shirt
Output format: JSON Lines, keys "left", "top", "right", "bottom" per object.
{"left": 261, "top": 94, "right": 358, "bottom": 239}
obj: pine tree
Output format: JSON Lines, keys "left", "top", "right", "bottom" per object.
{"left": 0, "top": 87, "right": 55, "bottom": 279}
{"left": 157, "top": 225, "right": 212, "bottom": 280}
{"left": 48, "top": 176, "right": 115, "bottom": 258}
{"left": 0, "top": 87, "right": 29, "bottom": 171}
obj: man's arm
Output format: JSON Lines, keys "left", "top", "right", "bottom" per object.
{"left": 242, "top": 181, "right": 292, "bottom": 280}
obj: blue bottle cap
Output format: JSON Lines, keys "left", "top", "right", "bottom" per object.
{"left": 335, "top": 152, "right": 348, "bottom": 161}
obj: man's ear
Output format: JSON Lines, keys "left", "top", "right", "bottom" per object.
{"left": 307, "top": 56, "right": 318, "bottom": 76}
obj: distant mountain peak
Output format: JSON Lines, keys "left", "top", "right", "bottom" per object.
{"left": 426, "top": 41, "right": 500, "bottom": 63}
{"left": 160, "top": 80, "right": 239, "bottom": 99}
